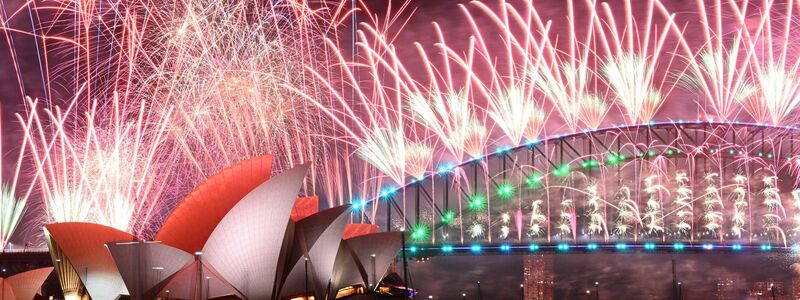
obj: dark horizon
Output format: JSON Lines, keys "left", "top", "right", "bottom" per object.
{"left": 409, "top": 252, "right": 797, "bottom": 299}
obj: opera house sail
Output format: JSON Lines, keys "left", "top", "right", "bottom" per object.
{"left": 43, "top": 157, "right": 402, "bottom": 300}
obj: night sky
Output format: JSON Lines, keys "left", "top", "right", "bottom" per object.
{"left": 2, "top": 1, "right": 800, "bottom": 299}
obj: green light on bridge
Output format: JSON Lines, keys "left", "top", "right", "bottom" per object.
{"left": 553, "top": 164, "right": 571, "bottom": 177}
{"left": 410, "top": 225, "right": 429, "bottom": 241}
{"left": 497, "top": 183, "right": 515, "bottom": 198}
{"left": 442, "top": 210, "right": 456, "bottom": 224}
{"left": 526, "top": 173, "right": 543, "bottom": 188}
{"left": 606, "top": 153, "right": 625, "bottom": 165}
{"left": 581, "top": 160, "right": 600, "bottom": 168}
{"left": 469, "top": 194, "right": 486, "bottom": 211}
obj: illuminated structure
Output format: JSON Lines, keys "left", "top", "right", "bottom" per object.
{"left": 0, "top": 267, "right": 53, "bottom": 300}
{"left": 522, "top": 255, "right": 554, "bottom": 300}
{"left": 749, "top": 280, "right": 785, "bottom": 299}
{"left": 714, "top": 277, "right": 740, "bottom": 300}
{"left": 44, "top": 157, "right": 402, "bottom": 299}
{"left": 373, "top": 122, "right": 800, "bottom": 252}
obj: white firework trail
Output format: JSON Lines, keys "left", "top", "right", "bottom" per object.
{"left": 585, "top": 184, "right": 606, "bottom": 237}
{"left": 643, "top": 175, "right": 665, "bottom": 234}
{"left": 468, "top": 222, "right": 485, "bottom": 239}
{"left": 729, "top": 0, "right": 800, "bottom": 125}
{"left": 594, "top": 0, "right": 681, "bottom": 125}
{"left": 526, "top": 0, "right": 608, "bottom": 132}
{"left": 499, "top": 225, "right": 511, "bottom": 240}
{"left": 408, "top": 89, "right": 483, "bottom": 162}
{"left": 673, "top": 172, "right": 693, "bottom": 235}
{"left": 751, "top": 62, "right": 800, "bottom": 125}
{"left": 0, "top": 185, "right": 25, "bottom": 250}
{"left": 528, "top": 199, "right": 547, "bottom": 237}
{"left": 557, "top": 199, "right": 575, "bottom": 238}
{"left": 702, "top": 173, "right": 724, "bottom": 235}
{"left": 730, "top": 174, "right": 749, "bottom": 238}
{"left": 486, "top": 86, "right": 545, "bottom": 146}
{"left": 601, "top": 54, "right": 664, "bottom": 125}
{"left": 762, "top": 176, "right": 786, "bottom": 240}
{"left": 403, "top": 142, "right": 433, "bottom": 180}
{"left": 680, "top": 32, "right": 756, "bottom": 121}
{"left": 579, "top": 96, "right": 611, "bottom": 130}
{"left": 463, "top": 120, "right": 489, "bottom": 159}
{"left": 498, "top": 212, "right": 512, "bottom": 239}
{"left": 614, "top": 186, "right": 641, "bottom": 237}
{"left": 500, "top": 212, "right": 511, "bottom": 224}
{"left": 530, "top": 61, "right": 605, "bottom": 132}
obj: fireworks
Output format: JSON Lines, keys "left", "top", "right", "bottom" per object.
{"left": 702, "top": 173, "right": 724, "bottom": 235}
{"left": 0, "top": 130, "right": 28, "bottom": 250}
{"left": 731, "top": 174, "right": 748, "bottom": 238}
{"left": 681, "top": 32, "right": 756, "bottom": 121}
{"left": 6, "top": 0, "right": 800, "bottom": 248}
{"left": 20, "top": 95, "right": 174, "bottom": 238}
{"left": 0, "top": 185, "right": 25, "bottom": 250}
{"left": 642, "top": 175, "right": 665, "bottom": 235}
{"left": 673, "top": 172, "right": 693, "bottom": 235}
{"left": 528, "top": 199, "right": 547, "bottom": 237}
{"left": 408, "top": 89, "right": 485, "bottom": 162}
{"left": 762, "top": 176, "right": 786, "bottom": 241}
{"left": 585, "top": 184, "right": 605, "bottom": 237}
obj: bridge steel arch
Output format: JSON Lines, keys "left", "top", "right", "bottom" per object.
{"left": 363, "top": 121, "right": 800, "bottom": 252}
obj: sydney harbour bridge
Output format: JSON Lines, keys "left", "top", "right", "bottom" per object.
{"left": 360, "top": 121, "right": 800, "bottom": 256}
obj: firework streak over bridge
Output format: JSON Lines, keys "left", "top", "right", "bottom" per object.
{"left": 5, "top": 0, "right": 800, "bottom": 254}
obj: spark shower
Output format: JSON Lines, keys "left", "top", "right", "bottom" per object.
{"left": 1, "top": 0, "right": 800, "bottom": 247}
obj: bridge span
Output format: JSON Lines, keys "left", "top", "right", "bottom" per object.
{"left": 356, "top": 121, "right": 800, "bottom": 248}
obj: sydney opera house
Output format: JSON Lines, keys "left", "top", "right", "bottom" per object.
{"left": 34, "top": 155, "right": 403, "bottom": 300}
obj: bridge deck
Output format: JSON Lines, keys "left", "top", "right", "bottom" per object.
{"left": 403, "top": 242, "right": 796, "bottom": 257}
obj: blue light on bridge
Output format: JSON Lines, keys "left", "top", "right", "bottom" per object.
{"left": 528, "top": 244, "right": 540, "bottom": 251}
{"left": 379, "top": 187, "right": 396, "bottom": 198}
{"left": 437, "top": 163, "right": 456, "bottom": 174}
{"left": 470, "top": 244, "right": 482, "bottom": 253}
{"left": 499, "top": 244, "right": 511, "bottom": 252}
{"left": 644, "top": 243, "right": 656, "bottom": 250}
{"left": 673, "top": 243, "right": 685, "bottom": 251}
{"left": 557, "top": 243, "right": 570, "bottom": 251}
{"left": 441, "top": 245, "right": 454, "bottom": 253}
{"left": 615, "top": 243, "right": 628, "bottom": 251}
{"left": 351, "top": 199, "right": 366, "bottom": 210}
{"left": 587, "top": 243, "right": 598, "bottom": 251}
{"left": 731, "top": 244, "right": 743, "bottom": 251}
{"left": 703, "top": 244, "right": 714, "bottom": 251}
{"left": 792, "top": 244, "right": 800, "bottom": 252}
{"left": 497, "top": 145, "right": 512, "bottom": 154}
{"left": 760, "top": 244, "right": 772, "bottom": 251}
{"left": 409, "top": 246, "right": 418, "bottom": 253}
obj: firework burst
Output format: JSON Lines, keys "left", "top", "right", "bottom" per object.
{"left": 0, "top": 110, "right": 29, "bottom": 249}
{"left": 20, "top": 94, "right": 174, "bottom": 238}
{"left": 730, "top": 174, "right": 749, "bottom": 238}
{"left": 595, "top": 0, "right": 681, "bottom": 125}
